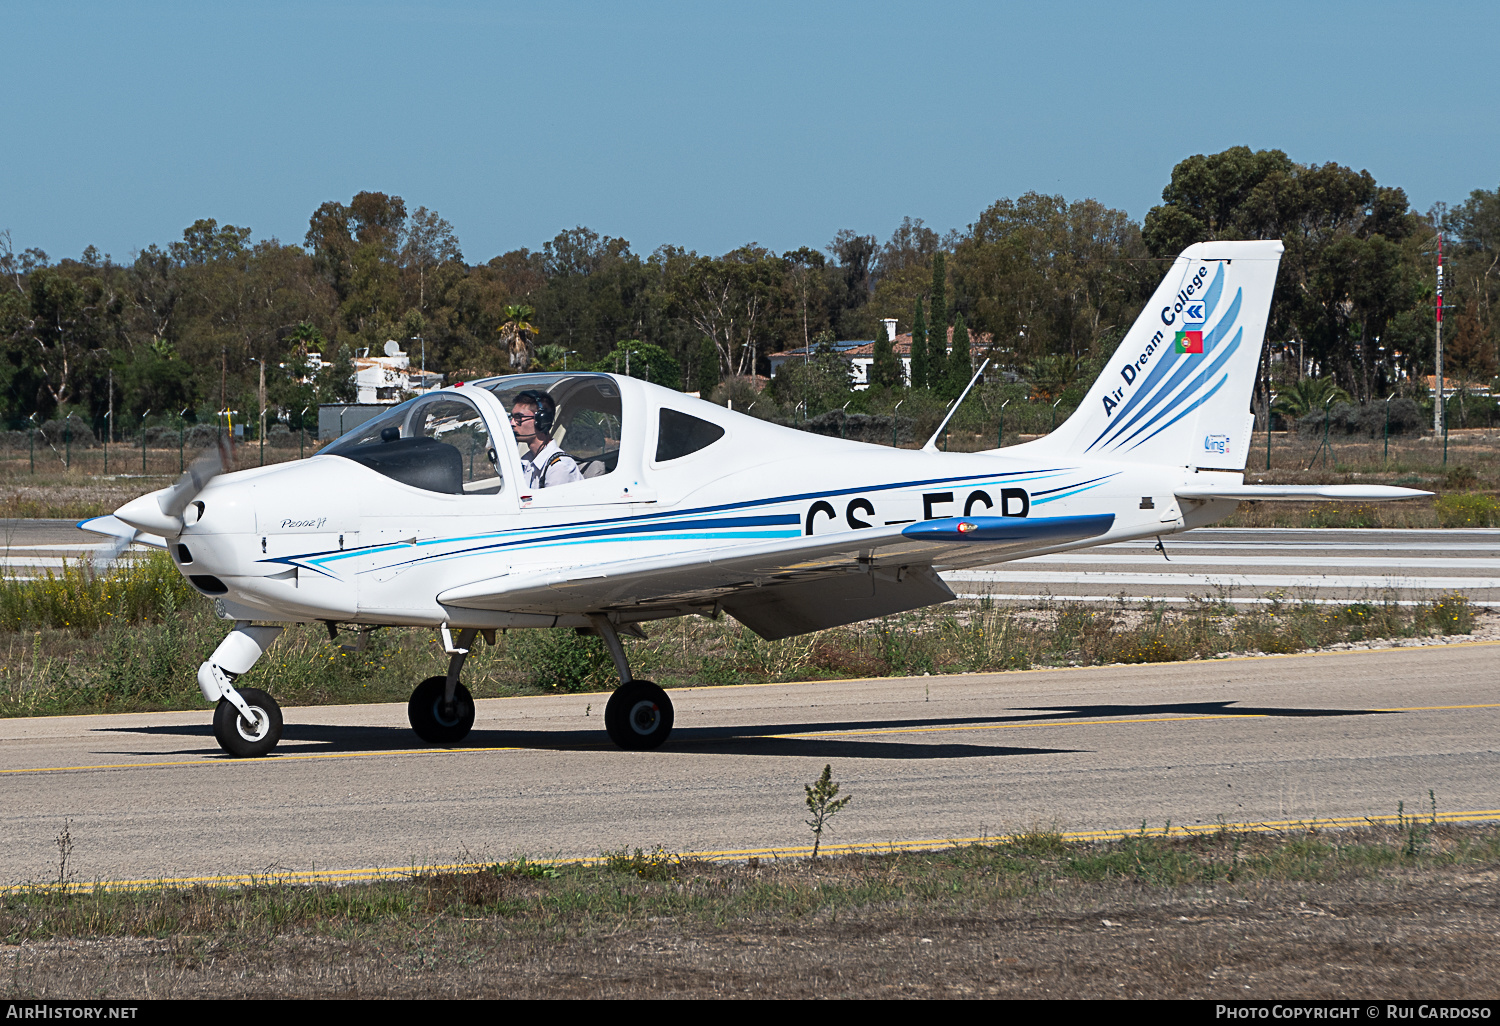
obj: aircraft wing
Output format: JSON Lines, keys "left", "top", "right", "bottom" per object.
{"left": 438, "top": 513, "right": 1113, "bottom": 638}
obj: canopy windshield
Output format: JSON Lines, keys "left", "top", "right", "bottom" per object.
{"left": 323, "top": 393, "right": 501, "bottom": 495}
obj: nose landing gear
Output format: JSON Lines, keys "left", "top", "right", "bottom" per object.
{"left": 212, "top": 686, "right": 284, "bottom": 758}
{"left": 199, "top": 622, "right": 285, "bottom": 758}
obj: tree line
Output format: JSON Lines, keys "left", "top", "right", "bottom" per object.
{"left": 2, "top": 146, "right": 1496, "bottom": 438}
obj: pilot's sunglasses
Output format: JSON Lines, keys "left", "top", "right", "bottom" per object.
{"left": 509, "top": 413, "right": 535, "bottom": 422}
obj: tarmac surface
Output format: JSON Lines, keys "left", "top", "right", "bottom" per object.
{"left": 2, "top": 643, "right": 1497, "bottom": 885}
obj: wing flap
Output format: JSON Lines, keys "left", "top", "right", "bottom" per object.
{"left": 723, "top": 564, "right": 956, "bottom": 640}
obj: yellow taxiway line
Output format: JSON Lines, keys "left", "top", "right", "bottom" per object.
{"left": 9, "top": 808, "right": 1499, "bottom": 895}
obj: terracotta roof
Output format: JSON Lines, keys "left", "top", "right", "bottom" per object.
{"left": 715, "top": 373, "right": 770, "bottom": 391}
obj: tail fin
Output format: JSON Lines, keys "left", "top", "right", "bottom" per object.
{"left": 1026, "top": 240, "right": 1283, "bottom": 470}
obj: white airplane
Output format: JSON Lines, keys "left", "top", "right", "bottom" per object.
{"left": 82, "top": 240, "right": 1426, "bottom": 758}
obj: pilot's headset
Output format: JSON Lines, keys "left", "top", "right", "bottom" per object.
{"left": 514, "top": 389, "right": 557, "bottom": 436}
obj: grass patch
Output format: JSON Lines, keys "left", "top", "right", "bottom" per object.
{"left": 1435, "top": 492, "right": 1500, "bottom": 527}
{"left": 5, "top": 822, "right": 1498, "bottom": 945}
{"left": 0, "top": 550, "right": 194, "bottom": 632}
{"left": 5, "top": 822, "right": 1500, "bottom": 998}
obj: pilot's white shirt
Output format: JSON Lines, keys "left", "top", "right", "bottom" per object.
{"left": 521, "top": 440, "right": 582, "bottom": 489}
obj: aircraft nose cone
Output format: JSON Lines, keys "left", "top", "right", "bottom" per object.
{"left": 115, "top": 491, "right": 183, "bottom": 538}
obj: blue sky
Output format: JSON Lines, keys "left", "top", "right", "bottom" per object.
{"left": 4, "top": 1, "right": 1497, "bottom": 264}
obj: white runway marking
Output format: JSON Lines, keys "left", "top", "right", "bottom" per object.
{"left": 1015, "top": 553, "right": 1500, "bottom": 570}
{"left": 945, "top": 570, "right": 1500, "bottom": 591}
{"left": 948, "top": 593, "right": 1464, "bottom": 607}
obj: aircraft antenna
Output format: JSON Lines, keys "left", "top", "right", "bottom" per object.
{"left": 921, "top": 359, "right": 990, "bottom": 452}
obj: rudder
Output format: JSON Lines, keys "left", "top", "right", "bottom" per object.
{"left": 1025, "top": 240, "right": 1283, "bottom": 469}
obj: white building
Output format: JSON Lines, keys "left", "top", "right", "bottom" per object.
{"left": 304, "top": 340, "right": 443, "bottom": 403}
{"left": 767, "top": 319, "right": 989, "bottom": 389}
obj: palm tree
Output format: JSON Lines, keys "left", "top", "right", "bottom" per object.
{"left": 498, "top": 304, "right": 538, "bottom": 371}
{"left": 531, "top": 344, "right": 569, "bottom": 372}
{"left": 1023, "top": 354, "right": 1082, "bottom": 401}
{"left": 1271, "top": 376, "right": 1352, "bottom": 421}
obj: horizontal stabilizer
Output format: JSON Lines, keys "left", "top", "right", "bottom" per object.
{"left": 1175, "top": 484, "right": 1431, "bottom": 502}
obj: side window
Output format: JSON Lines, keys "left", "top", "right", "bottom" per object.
{"left": 483, "top": 374, "right": 624, "bottom": 483}
{"left": 656, "top": 409, "right": 725, "bottom": 462}
{"left": 557, "top": 406, "right": 622, "bottom": 479}
{"left": 412, "top": 397, "right": 502, "bottom": 494}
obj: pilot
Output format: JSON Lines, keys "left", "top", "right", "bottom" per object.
{"left": 511, "top": 389, "right": 582, "bottom": 489}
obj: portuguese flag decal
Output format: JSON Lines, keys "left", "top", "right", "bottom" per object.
{"left": 1174, "top": 329, "right": 1204, "bottom": 354}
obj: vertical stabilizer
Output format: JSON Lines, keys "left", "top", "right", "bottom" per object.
{"left": 1024, "top": 240, "right": 1283, "bottom": 469}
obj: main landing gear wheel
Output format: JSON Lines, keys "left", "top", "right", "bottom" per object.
{"left": 408, "top": 675, "right": 476, "bottom": 744}
{"left": 212, "top": 687, "right": 283, "bottom": 758}
{"left": 604, "top": 680, "right": 673, "bottom": 751}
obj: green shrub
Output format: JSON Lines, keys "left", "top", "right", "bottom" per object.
{"left": 0, "top": 551, "right": 196, "bottom": 633}
{"left": 1115, "top": 633, "right": 1181, "bottom": 663}
{"left": 602, "top": 845, "right": 685, "bottom": 880}
{"left": 505, "top": 628, "right": 613, "bottom": 692}
{"left": 1424, "top": 593, "right": 1474, "bottom": 635}
{"left": 1443, "top": 465, "right": 1480, "bottom": 490}
{"left": 1434, "top": 492, "right": 1499, "bottom": 527}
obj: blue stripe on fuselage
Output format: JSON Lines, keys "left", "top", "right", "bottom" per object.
{"left": 263, "top": 465, "right": 1121, "bottom": 576}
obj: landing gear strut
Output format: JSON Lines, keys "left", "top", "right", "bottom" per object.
{"left": 199, "top": 622, "right": 285, "bottom": 758}
{"left": 591, "top": 614, "right": 673, "bottom": 751}
{"left": 409, "top": 625, "right": 478, "bottom": 744}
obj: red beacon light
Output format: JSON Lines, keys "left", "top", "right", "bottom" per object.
{"left": 957, "top": 521, "right": 977, "bottom": 534}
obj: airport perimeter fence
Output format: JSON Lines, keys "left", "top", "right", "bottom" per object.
{"left": 778, "top": 397, "right": 1083, "bottom": 451}
{"left": 0, "top": 421, "right": 322, "bottom": 478}
{"left": 1236, "top": 426, "right": 1500, "bottom": 478}
{"left": 2, "top": 407, "right": 1497, "bottom": 481}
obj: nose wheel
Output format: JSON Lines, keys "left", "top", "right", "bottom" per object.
{"left": 212, "top": 687, "right": 283, "bottom": 758}
{"left": 604, "top": 679, "right": 674, "bottom": 750}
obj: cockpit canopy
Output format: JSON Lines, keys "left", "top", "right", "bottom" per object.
{"left": 323, "top": 372, "right": 730, "bottom": 496}
{"left": 322, "top": 392, "right": 503, "bottom": 494}
{"left": 322, "top": 373, "right": 630, "bottom": 495}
